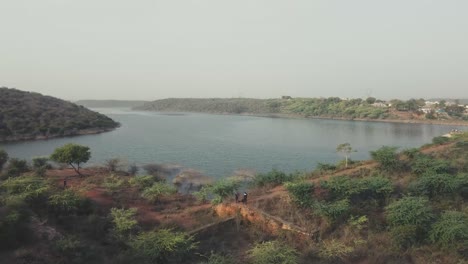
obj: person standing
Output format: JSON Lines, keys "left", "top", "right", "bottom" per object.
{"left": 235, "top": 192, "right": 239, "bottom": 203}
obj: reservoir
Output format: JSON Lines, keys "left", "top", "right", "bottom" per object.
{"left": 0, "top": 108, "right": 459, "bottom": 178}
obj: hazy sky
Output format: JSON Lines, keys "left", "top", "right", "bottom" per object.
{"left": 1, "top": 0, "right": 467, "bottom": 101}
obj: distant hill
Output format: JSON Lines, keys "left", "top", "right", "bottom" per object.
{"left": 76, "top": 100, "right": 148, "bottom": 108}
{"left": 0, "top": 87, "right": 119, "bottom": 142}
{"left": 428, "top": 98, "right": 468, "bottom": 104}
{"left": 134, "top": 98, "right": 280, "bottom": 114}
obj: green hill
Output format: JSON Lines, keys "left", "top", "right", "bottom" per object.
{"left": 0, "top": 87, "right": 119, "bottom": 142}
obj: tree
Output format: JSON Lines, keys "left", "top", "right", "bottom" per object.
{"left": 0, "top": 149, "right": 8, "bottom": 171}
{"left": 370, "top": 146, "right": 401, "bottom": 172}
{"left": 247, "top": 240, "right": 298, "bottom": 264}
{"left": 336, "top": 143, "right": 355, "bottom": 168}
{"left": 366, "top": 97, "right": 376, "bottom": 104}
{"left": 50, "top": 144, "right": 91, "bottom": 176}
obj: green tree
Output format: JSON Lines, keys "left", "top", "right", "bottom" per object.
{"left": 247, "top": 240, "right": 298, "bottom": 264}
{"left": 50, "top": 144, "right": 91, "bottom": 176}
{"left": 336, "top": 143, "right": 356, "bottom": 168}
{"left": 141, "top": 182, "right": 177, "bottom": 203}
{"left": 366, "top": 97, "right": 376, "bottom": 104}
{"left": 0, "top": 149, "right": 8, "bottom": 171}
{"left": 370, "top": 146, "right": 401, "bottom": 172}
{"left": 130, "top": 229, "right": 196, "bottom": 263}
{"left": 429, "top": 211, "right": 468, "bottom": 248}
{"left": 5, "top": 158, "right": 29, "bottom": 177}
{"left": 110, "top": 208, "right": 139, "bottom": 240}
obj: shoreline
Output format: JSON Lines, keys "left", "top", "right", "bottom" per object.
{"left": 0, "top": 127, "right": 117, "bottom": 144}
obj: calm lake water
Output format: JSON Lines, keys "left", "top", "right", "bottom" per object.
{"left": 0, "top": 109, "right": 459, "bottom": 178}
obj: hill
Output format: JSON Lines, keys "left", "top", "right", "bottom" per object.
{"left": 76, "top": 100, "right": 148, "bottom": 108}
{"left": 0, "top": 133, "right": 466, "bottom": 263}
{"left": 135, "top": 97, "right": 468, "bottom": 124}
{"left": 0, "top": 87, "right": 119, "bottom": 142}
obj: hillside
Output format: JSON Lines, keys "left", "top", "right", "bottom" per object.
{"left": 0, "top": 87, "right": 119, "bottom": 142}
{"left": 0, "top": 133, "right": 466, "bottom": 263}
{"left": 135, "top": 97, "right": 468, "bottom": 124}
{"left": 76, "top": 100, "right": 148, "bottom": 108}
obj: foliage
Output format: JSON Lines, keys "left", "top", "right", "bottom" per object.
{"left": 5, "top": 158, "right": 29, "bottom": 177}
{"left": 129, "top": 175, "right": 160, "bottom": 190}
{"left": 336, "top": 143, "right": 356, "bottom": 168}
{"left": 318, "top": 239, "right": 354, "bottom": 261}
{"left": 0, "top": 87, "right": 118, "bottom": 141}
{"left": 370, "top": 146, "right": 402, "bottom": 172}
{"left": 285, "top": 181, "right": 314, "bottom": 207}
{"left": 312, "top": 199, "right": 351, "bottom": 221}
{"left": 247, "top": 240, "right": 298, "bottom": 264}
{"left": 141, "top": 182, "right": 177, "bottom": 203}
{"left": 110, "top": 208, "right": 139, "bottom": 240}
{"left": 429, "top": 211, "right": 468, "bottom": 248}
{"left": 321, "top": 175, "right": 393, "bottom": 202}
{"left": 103, "top": 175, "right": 126, "bottom": 194}
{"left": 32, "top": 156, "right": 49, "bottom": 169}
{"left": 48, "top": 189, "right": 90, "bottom": 216}
{"left": 316, "top": 162, "right": 337, "bottom": 172}
{"left": 432, "top": 136, "right": 450, "bottom": 145}
{"left": 105, "top": 158, "right": 122, "bottom": 172}
{"left": 129, "top": 229, "right": 196, "bottom": 263}
{"left": 411, "top": 155, "right": 453, "bottom": 175}
{"left": 0, "top": 149, "right": 8, "bottom": 170}
{"left": 195, "top": 179, "right": 240, "bottom": 204}
{"left": 50, "top": 143, "right": 91, "bottom": 175}
{"left": 0, "top": 175, "right": 49, "bottom": 202}
{"left": 349, "top": 215, "right": 368, "bottom": 230}
{"left": 199, "top": 253, "right": 235, "bottom": 264}
{"left": 128, "top": 163, "right": 139, "bottom": 176}
{"left": 409, "top": 173, "right": 465, "bottom": 198}
{"left": 252, "top": 169, "right": 296, "bottom": 187}
{"left": 389, "top": 224, "right": 419, "bottom": 248}
{"left": 386, "top": 196, "right": 434, "bottom": 228}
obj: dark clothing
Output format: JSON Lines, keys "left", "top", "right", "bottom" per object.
{"left": 242, "top": 192, "right": 248, "bottom": 204}
{"left": 235, "top": 193, "right": 239, "bottom": 203}
{"left": 63, "top": 179, "right": 67, "bottom": 188}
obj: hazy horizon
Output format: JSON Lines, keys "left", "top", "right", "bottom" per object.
{"left": 1, "top": 1, "right": 467, "bottom": 101}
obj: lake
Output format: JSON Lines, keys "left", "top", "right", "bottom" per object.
{"left": 0, "top": 109, "right": 459, "bottom": 178}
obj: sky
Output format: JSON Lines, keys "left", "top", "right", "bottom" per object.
{"left": 0, "top": 0, "right": 467, "bottom": 101}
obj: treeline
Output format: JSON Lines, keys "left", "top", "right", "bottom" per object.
{"left": 135, "top": 97, "right": 468, "bottom": 120}
{"left": 75, "top": 100, "right": 148, "bottom": 108}
{"left": 0, "top": 87, "right": 119, "bottom": 142}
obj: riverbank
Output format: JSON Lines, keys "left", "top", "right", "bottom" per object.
{"left": 0, "top": 127, "right": 117, "bottom": 143}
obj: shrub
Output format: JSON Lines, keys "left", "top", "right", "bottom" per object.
{"left": 129, "top": 175, "right": 159, "bottom": 190}
{"left": 0, "top": 149, "right": 8, "bottom": 171}
{"left": 48, "top": 189, "right": 90, "bottom": 216}
{"left": 105, "top": 158, "right": 122, "bottom": 172}
{"left": 285, "top": 181, "right": 314, "bottom": 207}
{"left": 409, "top": 173, "right": 460, "bottom": 198}
{"left": 411, "top": 155, "right": 453, "bottom": 175}
{"left": 432, "top": 136, "right": 450, "bottom": 145}
{"left": 247, "top": 240, "right": 298, "bottom": 264}
{"left": 141, "top": 182, "right": 177, "bottom": 203}
{"left": 199, "top": 253, "right": 235, "bottom": 264}
{"left": 195, "top": 179, "right": 240, "bottom": 204}
{"left": 0, "top": 175, "right": 49, "bottom": 203}
{"left": 130, "top": 229, "right": 196, "bottom": 263}
{"left": 320, "top": 176, "right": 393, "bottom": 202}
{"left": 370, "top": 146, "right": 402, "bottom": 172}
{"left": 5, "top": 158, "right": 29, "bottom": 177}
{"left": 128, "top": 163, "right": 139, "bottom": 176}
{"left": 252, "top": 169, "right": 295, "bottom": 187}
{"left": 429, "top": 211, "right": 468, "bottom": 248}
{"left": 313, "top": 199, "right": 351, "bottom": 221}
{"left": 389, "top": 224, "right": 419, "bottom": 248}
{"left": 110, "top": 208, "right": 139, "bottom": 240}
{"left": 32, "top": 156, "right": 50, "bottom": 169}
{"left": 318, "top": 239, "right": 353, "bottom": 261}
{"left": 316, "top": 162, "right": 337, "bottom": 172}
{"left": 386, "top": 196, "right": 433, "bottom": 228}
{"left": 103, "top": 175, "right": 126, "bottom": 194}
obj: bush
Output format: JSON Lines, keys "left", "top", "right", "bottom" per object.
{"left": 247, "top": 240, "right": 298, "bottom": 264}
{"left": 195, "top": 179, "right": 240, "bottom": 204}
{"left": 103, "top": 175, "right": 126, "bottom": 194}
{"left": 130, "top": 229, "right": 196, "bottom": 263}
{"left": 316, "top": 162, "right": 337, "bottom": 172}
{"left": 199, "top": 253, "right": 235, "bottom": 264}
{"left": 409, "top": 173, "right": 461, "bottom": 198}
{"left": 389, "top": 224, "right": 419, "bottom": 248}
{"left": 0, "top": 175, "right": 49, "bottom": 203}
{"left": 386, "top": 196, "right": 433, "bottom": 228}
{"left": 129, "top": 175, "right": 159, "bottom": 190}
{"left": 128, "top": 163, "right": 139, "bottom": 176}
{"left": 5, "top": 158, "right": 30, "bottom": 177}
{"left": 141, "top": 182, "right": 177, "bottom": 203}
{"left": 285, "top": 181, "right": 314, "bottom": 207}
{"left": 320, "top": 176, "right": 393, "bottom": 202}
{"left": 48, "top": 189, "right": 91, "bottom": 216}
{"left": 110, "top": 208, "right": 139, "bottom": 240}
{"left": 32, "top": 156, "right": 50, "bottom": 169}
{"left": 313, "top": 199, "right": 351, "bottom": 221}
{"left": 411, "top": 156, "right": 453, "bottom": 175}
{"left": 318, "top": 239, "right": 354, "bottom": 261}
{"left": 252, "top": 169, "right": 296, "bottom": 187}
{"left": 370, "top": 146, "right": 402, "bottom": 172}
{"left": 429, "top": 211, "right": 468, "bottom": 248}
{"left": 432, "top": 136, "right": 450, "bottom": 145}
